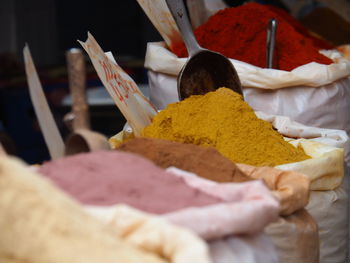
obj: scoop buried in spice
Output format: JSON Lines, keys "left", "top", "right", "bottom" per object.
{"left": 165, "top": 0, "right": 243, "bottom": 100}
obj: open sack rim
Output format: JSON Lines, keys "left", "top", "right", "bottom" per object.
{"left": 145, "top": 42, "right": 350, "bottom": 89}
{"left": 109, "top": 111, "right": 347, "bottom": 191}
{"left": 111, "top": 130, "right": 344, "bottom": 190}
{"left": 276, "top": 139, "right": 344, "bottom": 190}
{"left": 84, "top": 179, "right": 279, "bottom": 240}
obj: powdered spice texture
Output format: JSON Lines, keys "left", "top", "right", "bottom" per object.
{"left": 171, "top": 3, "right": 333, "bottom": 71}
{"left": 38, "top": 151, "right": 221, "bottom": 214}
{"left": 118, "top": 137, "right": 251, "bottom": 183}
{"left": 142, "top": 88, "right": 310, "bottom": 166}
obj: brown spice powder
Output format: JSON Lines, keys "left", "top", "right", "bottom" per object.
{"left": 118, "top": 137, "right": 251, "bottom": 183}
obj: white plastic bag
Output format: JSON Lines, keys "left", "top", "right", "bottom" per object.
{"left": 208, "top": 233, "right": 278, "bottom": 263}
{"left": 245, "top": 78, "right": 350, "bottom": 166}
{"left": 306, "top": 186, "right": 349, "bottom": 263}
{"left": 145, "top": 42, "right": 350, "bottom": 89}
{"left": 252, "top": 112, "right": 350, "bottom": 262}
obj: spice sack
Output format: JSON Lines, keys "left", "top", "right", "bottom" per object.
{"left": 138, "top": 0, "right": 350, "bottom": 161}
{"left": 146, "top": 43, "right": 350, "bottom": 160}
{"left": 86, "top": 171, "right": 280, "bottom": 263}
{"left": 258, "top": 112, "right": 349, "bottom": 263}
{"left": 111, "top": 109, "right": 349, "bottom": 263}
{"left": 143, "top": 3, "right": 350, "bottom": 166}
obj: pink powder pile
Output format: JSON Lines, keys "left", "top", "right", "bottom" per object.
{"left": 38, "top": 151, "right": 221, "bottom": 214}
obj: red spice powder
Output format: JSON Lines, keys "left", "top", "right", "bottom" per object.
{"left": 170, "top": 3, "right": 333, "bottom": 71}
{"left": 266, "top": 5, "right": 333, "bottom": 50}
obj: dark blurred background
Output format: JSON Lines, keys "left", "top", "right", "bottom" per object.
{"left": 0, "top": 0, "right": 162, "bottom": 163}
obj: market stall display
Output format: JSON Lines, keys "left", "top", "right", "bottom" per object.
{"left": 138, "top": 4, "right": 350, "bottom": 258}
{"left": 143, "top": 2, "right": 350, "bottom": 169}
{"left": 109, "top": 87, "right": 348, "bottom": 262}
{"left": 8, "top": 1, "right": 350, "bottom": 262}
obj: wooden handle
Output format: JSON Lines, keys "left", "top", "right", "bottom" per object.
{"left": 66, "top": 48, "right": 90, "bottom": 131}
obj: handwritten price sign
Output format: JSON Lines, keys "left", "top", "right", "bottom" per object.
{"left": 99, "top": 60, "right": 138, "bottom": 102}
{"left": 79, "top": 33, "right": 157, "bottom": 136}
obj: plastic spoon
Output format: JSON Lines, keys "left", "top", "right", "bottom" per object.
{"left": 266, "top": 19, "right": 278, "bottom": 68}
{"left": 165, "top": 0, "right": 243, "bottom": 100}
{"left": 64, "top": 48, "right": 109, "bottom": 155}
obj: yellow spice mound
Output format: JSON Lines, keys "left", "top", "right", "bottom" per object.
{"left": 142, "top": 88, "right": 310, "bottom": 166}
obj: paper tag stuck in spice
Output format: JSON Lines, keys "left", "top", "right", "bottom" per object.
{"left": 78, "top": 33, "right": 157, "bottom": 136}
{"left": 23, "top": 45, "right": 65, "bottom": 159}
{"left": 136, "top": 0, "right": 182, "bottom": 49}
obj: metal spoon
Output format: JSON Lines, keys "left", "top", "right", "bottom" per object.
{"left": 165, "top": 0, "right": 243, "bottom": 100}
{"left": 266, "top": 19, "right": 278, "bottom": 68}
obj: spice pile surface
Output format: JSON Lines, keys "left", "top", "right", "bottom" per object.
{"left": 142, "top": 88, "right": 310, "bottom": 166}
{"left": 171, "top": 3, "right": 333, "bottom": 71}
{"left": 118, "top": 137, "right": 251, "bottom": 183}
{"left": 39, "top": 151, "right": 221, "bottom": 213}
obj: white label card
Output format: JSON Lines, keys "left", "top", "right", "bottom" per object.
{"left": 79, "top": 33, "right": 157, "bottom": 136}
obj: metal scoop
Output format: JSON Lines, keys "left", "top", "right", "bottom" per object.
{"left": 64, "top": 48, "right": 109, "bottom": 156}
{"left": 165, "top": 0, "right": 243, "bottom": 100}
